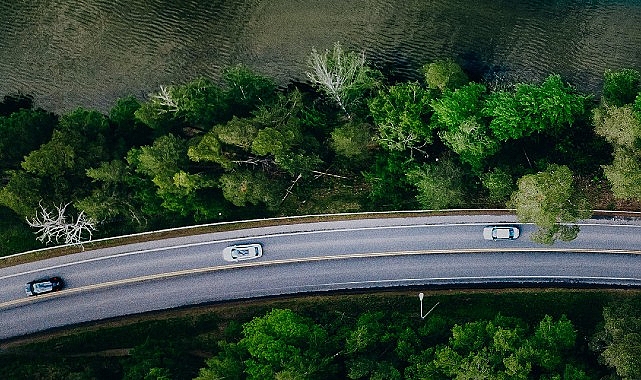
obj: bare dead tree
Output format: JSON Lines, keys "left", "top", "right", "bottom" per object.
{"left": 26, "top": 202, "right": 97, "bottom": 247}
{"left": 311, "top": 170, "right": 350, "bottom": 180}
{"left": 306, "top": 42, "right": 367, "bottom": 117}
{"left": 281, "top": 173, "right": 303, "bottom": 203}
{"left": 152, "top": 85, "right": 180, "bottom": 113}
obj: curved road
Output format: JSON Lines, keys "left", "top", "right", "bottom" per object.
{"left": 1, "top": 214, "right": 641, "bottom": 340}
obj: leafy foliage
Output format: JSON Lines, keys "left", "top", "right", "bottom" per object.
{"left": 369, "top": 81, "right": 435, "bottom": 152}
{"left": 363, "top": 151, "right": 418, "bottom": 210}
{"left": 509, "top": 164, "right": 591, "bottom": 244}
{"left": 602, "top": 68, "right": 640, "bottom": 107}
{"left": 219, "top": 170, "right": 284, "bottom": 211}
{"left": 127, "top": 134, "right": 222, "bottom": 221}
{"left": 593, "top": 105, "right": 641, "bottom": 148}
{"left": 239, "top": 309, "right": 336, "bottom": 379}
{"left": 330, "top": 121, "right": 375, "bottom": 161}
{"left": 0, "top": 108, "right": 110, "bottom": 218}
{"left": 591, "top": 302, "right": 641, "bottom": 380}
{"left": 407, "top": 157, "right": 466, "bottom": 210}
{"left": 0, "top": 108, "right": 56, "bottom": 170}
{"left": 602, "top": 148, "right": 641, "bottom": 202}
{"left": 407, "top": 314, "right": 586, "bottom": 380}
{"left": 0, "top": 58, "right": 636, "bottom": 259}
{"left": 484, "top": 75, "right": 589, "bottom": 141}
{"left": 432, "top": 83, "right": 500, "bottom": 171}
{"left": 223, "top": 65, "right": 277, "bottom": 117}
{"left": 481, "top": 167, "right": 515, "bottom": 204}
{"left": 421, "top": 59, "right": 469, "bottom": 92}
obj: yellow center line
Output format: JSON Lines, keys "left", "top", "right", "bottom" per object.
{"left": 3, "top": 247, "right": 641, "bottom": 310}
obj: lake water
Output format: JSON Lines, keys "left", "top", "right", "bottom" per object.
{"left": 1, "top": 0, "right": 641, "bottom": 113}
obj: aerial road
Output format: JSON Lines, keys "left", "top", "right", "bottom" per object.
{"left": 1, "top": 213, "right": 641, "bottom": 340}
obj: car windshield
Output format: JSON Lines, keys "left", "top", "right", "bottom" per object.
{"left": 33, "top": 282, "right": 52, "bottom": 293}
{"left": 232, "top": 248, "right": 251, "bottom": 258}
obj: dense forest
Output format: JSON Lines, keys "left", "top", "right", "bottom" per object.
{"left": 1, "top": 43, "right": 641, "bottom": 253}
{"left": 3, "top": 291, "right": 641, "bottom": 379}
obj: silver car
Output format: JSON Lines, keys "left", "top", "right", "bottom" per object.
{"left": 223, "top": 243, "right": 263, "bottom": 262}
{"left": 483, "top": 226, "right": 520, "bottom": 240}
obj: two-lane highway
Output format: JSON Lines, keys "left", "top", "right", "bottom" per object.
{"left": 1, "top": 214, "right": 641, "bottom": 340}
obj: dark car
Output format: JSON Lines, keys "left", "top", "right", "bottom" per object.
{"left": 25, "top": 277, "right": 64, "bottom": 296}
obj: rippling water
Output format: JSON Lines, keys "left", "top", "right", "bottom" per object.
{"left": 1, "top": 0, "right": 640, "bottom": 113}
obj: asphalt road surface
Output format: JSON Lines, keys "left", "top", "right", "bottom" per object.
{"left": 2, "top": 214, "right": 641, "bottom": 340}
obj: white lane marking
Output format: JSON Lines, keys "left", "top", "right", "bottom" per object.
{"left": 3, "top": 221, "right": 641, "bottom": 281}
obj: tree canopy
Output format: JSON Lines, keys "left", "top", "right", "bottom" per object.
{"left": 369, "top": 81, "right": 435, "bottom": 153}
{"left": 484, "top": 75, "right": 589, "bottom": 140}
{"left": 591, "top": 302, "right": 641, "bottom": 380}
{"left": 0, "top": 54, "right": 636, "bottom": 251}
{"left": 509, "top": 164, "right": 591, "bottom": 244}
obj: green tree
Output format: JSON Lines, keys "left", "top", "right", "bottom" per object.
{"left": 602, "top": 68, "right": 640, "bottom": 107}
{"left": 75, "top": 160, "right": 148, "bottom": 227}
{"left": 0, "top": 108, "right": 111, "bottom": 218}
{"left": 109, "top": 95, "right": 152, "bottom": 154}
{"left": 252, "top": 124, "right": 302, "bottom": 158}
{"left": 602, "top": 148, "right": 641, "bottom": 202}
{"left": 481, "top": 167, "right": 515, "bottom": 204}
{"left": 591, "top": 302, "right": 641, "bottom": 380}
{"left": 484, "top": 75, "right": 589, "bottom": 141}
{"left": 223, "top": 64, "right": 277, "bottom": 117}
{"left": 123, "top": 339, "right": 178, "bottom": 380}
{"left": 0, "top": 170, "right": 43, "bottom": 219}
{"left": 239, "top": 309, "right": 336, "bottom": 380}
{"left": 166, "top": 77, "right": 229, "bottom": 129}
{"left": 187, "top": 132, "right": 233, "bottom": 170}
{"left": 363, "top": 151, "right": 418, "bottom": 210}
{"left": 216, "top": 116, "right": 260, "bottom": 150}
{"left": 408, "top": 314, "right": 586, "bottom": 380}
{"left": 431, "top": 83, "right": 486, "bottom": 129}
{"left": 343, "top": 311, "right": 413, "bottom": 380}
{"left": 407, "top": 157, "right": 465, "bottom": 210}
{"left": 330, "top": 121, "right": 375, "bottom": 161}
{"left": 135, "top": 78, "right": 228, "bottom": 133}
{"left": 432, "top": 83, "right": 499, "bottom": 171}
{"left": 421, "top": 59, "right": 469, "bottom": 92}
{"left": 128, "top": 134, "right": 222, "bottom": 220}
{"left": 593, "top": 105, "right": 641, "bottom": 148}
{"left": 195, "top": 341, "right": 245, "bottom": 380}
{"left": 191, "top": 90, "right": 323, "bottom": 178}
{"left": 219, "top": 170, "right": 284, "bottom": 211}
{"left": 530, "top": 315, "right": 577, "bottom": 370}
{"left": 369, "top": 81, "right": 435, "bottom": 153}
{"left": 439, "top": 118, "right": 500, "bottom": 172}
{"left": 0, "top": 108, "right": 56, "bottom": 170}
{"left": 509, "top": 164, "right": 591, "bottom": 244}
{"left": 129, "top": 134, "right": 188, "bottom": 186}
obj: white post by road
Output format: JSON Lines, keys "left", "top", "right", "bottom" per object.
{"left": 418, "top": 292, "right": 440, "bottom": 319}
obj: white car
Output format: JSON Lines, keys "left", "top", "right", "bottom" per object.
{"left": 483, "top": 226, "right": 520, "bottom": 240}
{"left": 223, "top": 243, "right": 263, "bottom": 262}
